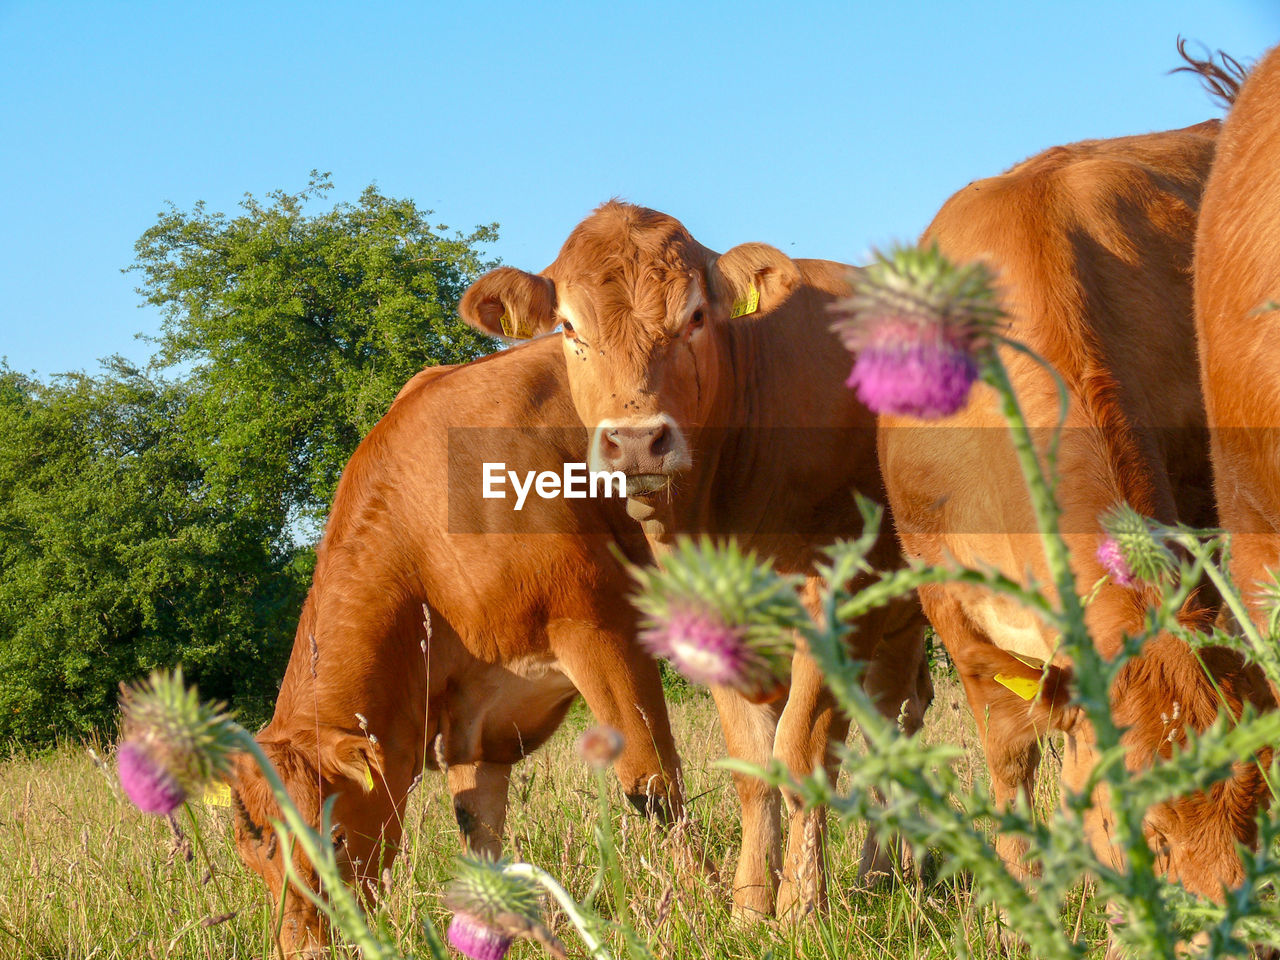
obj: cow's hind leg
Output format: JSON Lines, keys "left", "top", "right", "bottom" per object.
{"left": 447, "top": 761, "right": 512, "bottom": 858}
{"left": 852, "top": 597, "right": 933, "bottom": 883}
{"left": 713, "top": 686, "right": 785, "bottom": 921}
{"left": 923, "top": 585, "right": 1043, "bottom": 879}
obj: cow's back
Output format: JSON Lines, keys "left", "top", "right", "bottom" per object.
{"left": 933, "top": 123, "right": 1215, "bottom": 443}
{"left": 886, "top": 122, "right": 1219, "bottom": 604}
{"left": 272, "top": 337, "right": 646, "bottom": 732}
{"left": 1196, "top": 44, "right": 1280, "bottom": 603}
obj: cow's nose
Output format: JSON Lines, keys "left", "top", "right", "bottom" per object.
{"left": 601, "top": 422, "right": 672, "bottom": 470}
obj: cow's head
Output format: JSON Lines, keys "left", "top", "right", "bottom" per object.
{"left": 1114, "top": 637, "right": 1278, "bottom": 902}
{"left": 229, "top": 727, "right": 388, "bottom": 958}
{"left": 460, "top": 202, "right": 801, "bottom": 519}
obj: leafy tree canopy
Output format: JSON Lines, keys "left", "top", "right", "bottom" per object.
{"left": 130, "top": 171, "right": 498, "bottom": 538}
{"left": 0, "top": 175, "right": 499, "bottom": 746}
{"left": 0, "top": 361, "right": 308, "bottom": 743}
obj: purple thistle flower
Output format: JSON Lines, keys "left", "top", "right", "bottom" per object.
{"left": 641, "top": 607, "right": 747, "bottom": 686}
{"left": 847, "top": 330, "right": 978, "bottom": 419}
{"left": 1098, "top": 502, "right": 1174, "bottom": 583}
{"left": 830, "top": 245, "right": 1001, "bottom": 421}
{"left": 1096, "top": 536, "right": 1135, "bottom": 587}
{"left": 446, "top": 912, "right": 513, "bottom": 960}
{"left": 117, "top": 740, "right": 186, "bottom": 815}
{"left": 628, "top": 538, "right": 801, "bottom": 702}
{"left": 443, "top": 857, "right": 548, "bottom": 959}
{"left": 116, "top": 668, "right": 239, "bottom": 817}
{"left": 641, "top": 607, "right": 783, "bottom": 701}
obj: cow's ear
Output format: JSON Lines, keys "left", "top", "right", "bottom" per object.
{"left": 459, "top": 267, "right": 558, "bottom": 340}
{"left": 317, "top": 728, "right": 385, "bottom": 793}
{"left": 707, "top": 243, "right": 802, "bottom": 320}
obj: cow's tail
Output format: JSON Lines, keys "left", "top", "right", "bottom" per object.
{"left": 1172, "top": 36, "right": 1248, "bottom": 109}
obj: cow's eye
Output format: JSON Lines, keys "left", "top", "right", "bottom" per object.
{"left": 688, "top": 309, "right": 705, "bottom": 331}
{"left": 562, "top": 320, "right": 577, "bottom": 340}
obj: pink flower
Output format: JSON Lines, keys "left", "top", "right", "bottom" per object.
{"left": 846, "top": 327, "right": 978, "bottom": 419}
{"left": 1096, "top": 537, "right": 1135, "bottom": 587}
{"left": 446, "top": 912, "right": 512, "bottom": 960}
{"left": 117, "top": 740, "right": 186, "bottom": 815}
{"left": 640, "top": 607, "right": 784, "bottom": 701}
{"left": 115, "top": 668, "right": 239, "bottom": 817}
{"left": 829, "top": 244, "right": 1000, "bottom": 421}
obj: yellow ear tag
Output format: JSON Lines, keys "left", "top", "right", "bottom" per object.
{"left": 362, "top": 762, "right": 375, "bottom": 791}
{"left": 729, "top": 283, "right": 759, "bottom": 319}
{"left": 994, "top": 672, "right": 1040, "bottom": 702}
{"left": 202, "top": 782, "right": 232, "bottom": 807}
{"left": 1008, "top": 651, "right": 1045, "bottom": 671}
{"left": 498, "top": 311, "right": 534, "bottom": 340}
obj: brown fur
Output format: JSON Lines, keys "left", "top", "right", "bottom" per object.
{"left": 229, "top": 348, "right": 688, "bottom": 957}
{"left": 1196, "top": 43, "right": 1280, "bottom": 640}
{"left": 880, "top": 120, "right": 1275, "bottom": 900}
{"left": 461, "top": 203, "right": 932, "bottom": 919}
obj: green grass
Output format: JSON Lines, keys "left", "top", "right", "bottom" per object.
{"left": 0, "top": 670, "right": 1110, "bottom": 959}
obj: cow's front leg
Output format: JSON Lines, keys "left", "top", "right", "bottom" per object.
{"left": 773, "top": 647, "right": 847, "bottom": 922}
{"left": 709, "top": 686, "right": 785, "bottom": 920}
{"left": 447, "top": 760, "right": 512, "bottom": 858}
{"left": 551, "top": 623, "right": 685, "bottom": 820}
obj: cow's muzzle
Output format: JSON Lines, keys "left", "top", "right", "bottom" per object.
{"left": 590, "top": 414, "right": 690, "bottom": 482}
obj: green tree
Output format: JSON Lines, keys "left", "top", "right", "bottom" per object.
{"left": 130, "top": 171, "right": 498, "bottom": 537}
{"left": 0, "top": 362, "right": 308, "bottom": 744}
{"left": 0, "top": 175, "right": 499, "bottom": 745}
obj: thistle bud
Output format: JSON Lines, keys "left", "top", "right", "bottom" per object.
{"left": 1098, "top": 503, "right": 1175, "bottom": 584}
{"left": 444, "top": 857, "right": 544, "bottom": 960}
{"left": 830, "top": 244, "right": 1001, "bottom": 419}
{"left": 576, "top": 726, "right": 625, "bottom": 769}
{"left": 629, "top": 538, "right": 805, "bottom": 702}
{"left": 116, "top": 668, "right": 239, "bottom": 816}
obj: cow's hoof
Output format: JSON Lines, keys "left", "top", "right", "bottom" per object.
{"left": 774, "top": 876, "right": 823, "bottom": 925}
{"left": 728, "top": 887, "right": 776, "bottom": 926}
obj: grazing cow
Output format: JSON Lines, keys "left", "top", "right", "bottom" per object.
{"left": 459, "top": 204, "right": 933, "bottom": 919}
{"left": 229, "top": 354, "right": 686, "bottom": 957}
{"left": 877, "top": 119, "right": 1276, "bottom": 902}
{"left": 1195, "top": 43, "right": 1280, "bottom": 645}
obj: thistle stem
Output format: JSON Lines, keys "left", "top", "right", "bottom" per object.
{"left": 502, "top": 862, "right": 615, "bottom": 960}
{"left": 981, "top": 347, "right": 1170, "bottom": 941}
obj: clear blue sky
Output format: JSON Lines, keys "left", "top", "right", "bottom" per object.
{"left": 2, "top": 0, "right": 1277, "bottom": 379}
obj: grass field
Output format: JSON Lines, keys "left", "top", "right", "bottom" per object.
{"left": 0, "top": 670, "right": 1111, "bottom": 959}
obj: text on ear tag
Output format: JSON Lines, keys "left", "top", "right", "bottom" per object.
{"left": 202, "top": 782, "right": 232, "bottom": 807}
{"left": 994, "top": 672, "right": 1040, "bottom": 701}
{"left": 499, "top": 311, "right": 534, "bottom": 340}
{"left": 729, "top": 283, "right": 760, "bottom": 319}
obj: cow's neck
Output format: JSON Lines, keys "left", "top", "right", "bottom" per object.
{"left": 637, "top": 259, "right": 884, "bottom": 575}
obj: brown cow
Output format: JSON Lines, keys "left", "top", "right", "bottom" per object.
{"left": 229, "top": 354, "right": 686, "bottom": 957}
{"left": 1196, "top": 43, "right": 1280, "bottom": 644}
{"left": 459, "top": 204, "right": 932, "bottom": 920}
{"left": 877, "top": 119, "right": 1276, "bottom": 907}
